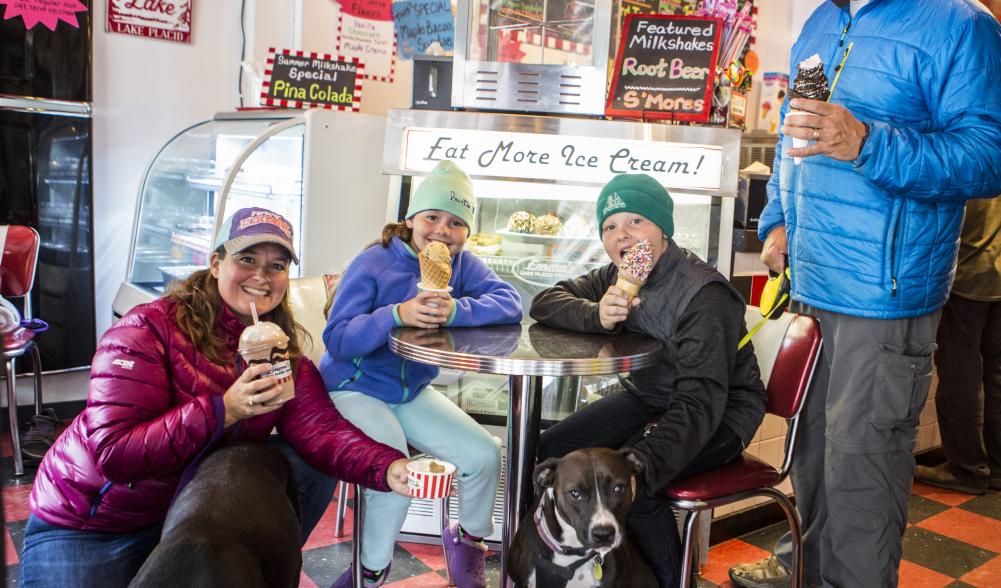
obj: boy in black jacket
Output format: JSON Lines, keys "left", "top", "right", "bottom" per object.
{"left": 531, "top": 173, "right": 766, "bottom": 587}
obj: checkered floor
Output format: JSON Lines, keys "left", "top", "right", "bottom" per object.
{"left": 2, "top": 430, "right": 999, "bottom": 587}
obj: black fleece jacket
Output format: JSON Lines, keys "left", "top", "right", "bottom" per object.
{"left": 530, "top": 246, "right": 766, "bottom": 493}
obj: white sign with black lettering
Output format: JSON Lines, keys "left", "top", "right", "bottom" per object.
{"left": 401, "top": 127, "right": 723, "bottom": 190}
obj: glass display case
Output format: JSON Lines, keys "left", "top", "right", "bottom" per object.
{"left": 385, "top": 107, "right": 738, "bottom": 422}
{"left": 113, "top": 109, "right": 390, "bottom": 319}
{"left": 452, "top": 0, "right": 613, "bottom": 114}
{"left": 383, "top": 109, "right": 739, "bottom": 544}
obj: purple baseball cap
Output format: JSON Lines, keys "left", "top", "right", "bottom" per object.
{"left": 213, "top": 207, "right": 299, "bottom": 263}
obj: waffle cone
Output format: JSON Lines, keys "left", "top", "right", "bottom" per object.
{"left": 419, "top": 257, "right": 451, "bottom": 289}
{"left": 614, "top": 272, "right": 645, "bottom": 302}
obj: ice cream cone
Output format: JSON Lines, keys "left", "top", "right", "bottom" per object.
{"left": 418, "top": 241, "right": 452, "bottom": 289}
{"left": 785, "top": 111, "right": 812, "bottom": 165}
{"left": 615, "top": 272, "right": 645, "bottom": 302}
{"left": 615, "top": 239, "right": 654, "bottom": 302}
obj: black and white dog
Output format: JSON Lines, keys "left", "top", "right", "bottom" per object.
{"left": 507, "top": 448, "right": 657, "bottom": 588}
{"left": 129, "top": 443, "right": 302, "bottom": 588}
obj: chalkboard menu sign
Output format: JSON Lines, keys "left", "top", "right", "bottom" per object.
{"left": 261, "top": 48, "right": 364, "bottom": 111}
{"left": 606, "top": 14, "right": 721, "bottom": 122}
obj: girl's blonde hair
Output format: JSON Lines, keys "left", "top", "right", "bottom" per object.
{"left": 165, "top": 248, "right": 308, "bottom": 366}
{"left": 379, "top": 221, "right": 413, "bottom": 248}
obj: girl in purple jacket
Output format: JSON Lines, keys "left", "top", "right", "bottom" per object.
{"left": 320, "top": 161, "right": 523, "bottom": 587}
{"left": 20, "top": 208, "right": 410, "bottom": 588}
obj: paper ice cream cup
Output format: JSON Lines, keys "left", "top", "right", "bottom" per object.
{"left": 784, "top": 111, "right": 814, "bottom": 165}
{"left": 407, "top": 458, "right": 456, "bottom": 499}
{"left": 417, "top": 283, "right": 453, "bottom": 309}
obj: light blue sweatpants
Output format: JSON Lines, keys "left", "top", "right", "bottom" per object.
{"left": 330, "top": 387, "right": 501, "bottom": 571}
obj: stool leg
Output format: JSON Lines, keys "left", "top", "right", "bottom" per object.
{"left": 30, "top": 343, "right": 42, "bottom": 415}
{"left": 766, "top": 488, "right": 803, "bottom": 588}
{"left": 678, "top": 509, "right": 701, "bottom": 588}
{"left": 335, "top": 480, "right": 348, "bottom": 537}
{"left": 352, "top": 483, "right": 364, "bottom": 588}
{"left": 6, "top": 357, "right": 24, "bottom": 476}
{"left": 440, "top": 494, "right": 453, "bottom": 586}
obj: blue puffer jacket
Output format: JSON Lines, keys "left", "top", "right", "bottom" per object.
{"left": 320, "top": 237, "right": 523, "bottom": 404}
{"left": 759, "top": 0, "right": 1001, "bottom": 319}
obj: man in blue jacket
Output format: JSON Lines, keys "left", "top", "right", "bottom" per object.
{"left": 730, "top": 1, "right": 1001, "bottom": 587}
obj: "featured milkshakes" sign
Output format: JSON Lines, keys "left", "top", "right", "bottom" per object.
{"left": 606, "top": 14, "right": 721, "bottom": 122}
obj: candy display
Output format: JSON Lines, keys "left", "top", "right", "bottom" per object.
{"left": 615, "top": 239, "right": 655, "bottom": 302}
{"left": 507, "top": 211, "right": 535, "bottom": 233}
{"left": 532, "top": 212, "right": 563, "bottom": 236}
{"left": 418, "top": 241, "right": 452, "bottom": 289}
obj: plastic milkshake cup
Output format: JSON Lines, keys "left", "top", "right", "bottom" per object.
{"left": 238, "top": 303, "right": 294, "bottom": 405}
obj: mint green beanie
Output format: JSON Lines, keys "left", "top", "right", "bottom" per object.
{"left": 406, "top": 160, "right": 476, "bottom": 230}
{"left": 595, "top": 174, "right": 674, "bottom": 239}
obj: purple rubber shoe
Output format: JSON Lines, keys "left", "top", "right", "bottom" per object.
{"left": 441, "top": 523, "right": 487, "bottom": 588}
{"left": 330, "top": 563, "right": 391, "bottom": 588}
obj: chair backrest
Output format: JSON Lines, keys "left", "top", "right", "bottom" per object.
{"left": 744, "top": 308, "right": 822, "bottom": 477}
{"left": 287, "top": 274, "right": 339, "bottom": 366}
{"left": 0, "top": 225, "right": 41, "bottom": 299}
{"left": 765, "top": 314, "right": 822, "bottom": 419}
{"left": 743, "top": 309, "right": 822, "bottom": 419}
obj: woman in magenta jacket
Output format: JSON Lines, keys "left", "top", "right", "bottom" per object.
{"left": 19, "top": 208, "right": 409, "bottom": 588}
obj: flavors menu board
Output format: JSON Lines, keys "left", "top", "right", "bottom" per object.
{"left": 606, "top": 14, "right": 721, "bottom": 122}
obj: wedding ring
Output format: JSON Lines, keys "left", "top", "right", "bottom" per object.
{"left": 812, "top": 128, "right": 820, "bottom": 140}
{"left": 248, "top": 396, "right": 255, "bottom": 407}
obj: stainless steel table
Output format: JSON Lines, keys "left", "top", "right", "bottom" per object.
{"left": 390, "top": 322, "right": 661, "bottom": 587}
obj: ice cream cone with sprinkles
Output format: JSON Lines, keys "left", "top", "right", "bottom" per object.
{"left": 615, "top": 239, "right": 654, "bottom": 302}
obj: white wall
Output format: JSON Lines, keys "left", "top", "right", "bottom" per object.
{"left": 746, "top": 0, "right": 825, "bottom": 131}
{"left": 91, "top": 0, "right": 246, "bottom": 337}
{"left": 91, "top": 0, "right": 412, "bottom": 339}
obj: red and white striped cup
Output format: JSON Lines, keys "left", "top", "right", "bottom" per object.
{"left": 407, "top": 458, "right": 456, "bottom": 499}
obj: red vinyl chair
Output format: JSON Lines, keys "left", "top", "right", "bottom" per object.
{"left": 1, "top": 225, "right": 44, "bottom": 476}
{"left": 664, "top": 313, "right": 822, "bottom": 588}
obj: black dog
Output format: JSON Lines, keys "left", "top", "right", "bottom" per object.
{"left": 129, "top": 443, "right": 302, "bottom": 588}
{"left": 507, "top": 448, "right": 657, "bottom": 588}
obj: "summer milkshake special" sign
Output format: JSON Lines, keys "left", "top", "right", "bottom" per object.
{"left": 260, "top": 48, "right": 363, "bottom": 111}
{"left": 606, "top": 14, "right": 721, "bottom": 122}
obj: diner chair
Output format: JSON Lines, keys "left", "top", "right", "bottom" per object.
{"left": 1, "top": 225, "right": 45, "bottom": 476}
{"left": 664, "top": 311, "right": 822, "bottom": 588}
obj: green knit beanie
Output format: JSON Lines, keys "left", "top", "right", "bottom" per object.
{"left": 406, "top": 160, "right": 476, "bottom": 230}
{"left": 595, "top": 174, "right": 674, "bottom": 239}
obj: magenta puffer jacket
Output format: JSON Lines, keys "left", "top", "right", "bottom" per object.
{"left": 29, "top": 298, "right": 405, "bottom": 533}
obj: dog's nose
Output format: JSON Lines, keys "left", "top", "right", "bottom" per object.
{"left": 590, "top": 525, "right": 616, "bottom": 546}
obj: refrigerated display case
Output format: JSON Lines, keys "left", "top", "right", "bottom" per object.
{"left": 452, "top": 0, "right": 614, "bottom": 114}
{"left": 113, "top": 109, "right": 389, "bottom": 319}
{"left": 382, "top": 108, "right": 739, "bottom": 543}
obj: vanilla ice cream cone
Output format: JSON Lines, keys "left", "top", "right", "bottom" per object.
{"left": 418, "top": 241, "right": 452, "bottom": 289}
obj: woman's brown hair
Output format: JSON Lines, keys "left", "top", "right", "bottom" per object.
{"left": 165, "top": 248, "right": 310, "bottom": 366}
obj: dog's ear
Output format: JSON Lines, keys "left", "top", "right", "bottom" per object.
{"left": 533, "top": 457, "right": 560, "bottom": 495}
{"left": 619, "top": 448, "right": 646, "bottom": 475}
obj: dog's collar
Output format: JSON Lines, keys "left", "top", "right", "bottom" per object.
{"left": 532, "top": 492, "right": 603, "bottom": 581}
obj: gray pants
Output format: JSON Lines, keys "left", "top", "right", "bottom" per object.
{"left": 773, "top": 305, "right": 939, "bottom": 587}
